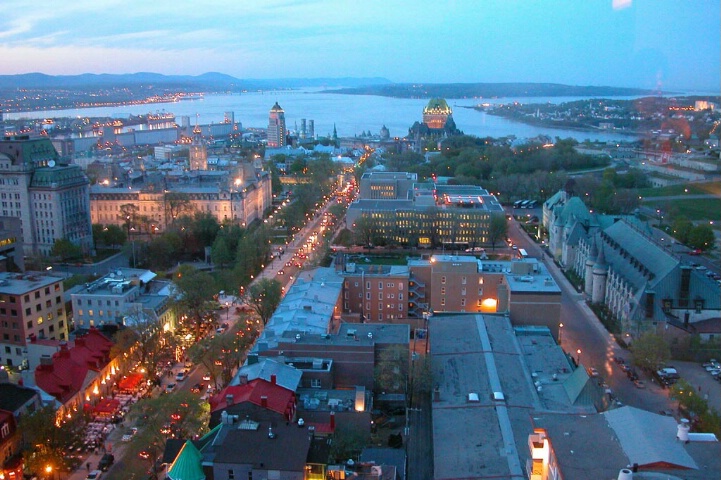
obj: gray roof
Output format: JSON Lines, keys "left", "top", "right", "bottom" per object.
{"left": 231, "top": 358, "right": 302, "bottom": 391}
{"left": 603, "top": 406, "right": 698, "bottom": 469}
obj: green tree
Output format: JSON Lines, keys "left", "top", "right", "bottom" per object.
{"left": 172, "top": 266, "right": 218, "bottom": 338}
{"left": 211, "top": 236, "right": 234, "bottom": 268}
{"left": 104, "top": 224, "right": 127, "bottom": 247}
{"left": 125, "top": 391, "right": 209, "bottom": 470}
{"left": 487, "top": 213, "right": 508, "bottom": 250}
{"left": 671, "top": 217, "right": 693, "bottom": 245}
{"left": 50, "top": 238, "right": 83, "bottom": 261}
{"left": 248, "top": 278, "right": 283, "bottom": 325}
{"left": 670, "top": 379, "right": 709, "bottom": 419}
{"left": 688, "top": 224, "right": 715, "bottom": 251}
{"left": 630, "top": 332, "right": 671, "bottom": 372}
{"left": 374, "top": 345, "right": 410, "bottom": 395}
{"left": 19, "top": 405, "right": 87, "bottom": 476}
{"left": 119, "top": 203, "right": 140, "bottom": 235}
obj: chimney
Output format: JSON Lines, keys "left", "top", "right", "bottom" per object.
{"left": 225, "top": 394, "right": 234, "bottom": 406}
{"left": 270, "top": 374, "right": 277, "bottom": 385}
{"left": 239, "top": 374, "right": 249, "bottom": 385}
{"left": 261, "top": 396, "right": 268, "bottom": 408}
{"left": 330, "top": 411, "right": 336, "bottom": 430}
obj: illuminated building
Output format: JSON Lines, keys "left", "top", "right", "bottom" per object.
{"left": 0, "top": 135, "right": 93, "bottom": 256}
{"left": 423, "top": 98, "right": 453, "bottom": 130}
{"left": 267, "top": 102, "right": 287, "bottom": 148}
{"left": 188, "top": 124, "right": 208, "bottom": 170}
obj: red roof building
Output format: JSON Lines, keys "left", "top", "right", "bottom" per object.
{"left": 34, "top": 327, "right": 114, "bottom": 408}
{"left": 209, "top": 377, "right": 296, "bottom": 424}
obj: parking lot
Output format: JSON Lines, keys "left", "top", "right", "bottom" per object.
{"left": 673, "top": 360, "right": 721, "bottom": 411}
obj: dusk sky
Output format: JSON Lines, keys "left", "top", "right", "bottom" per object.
{"left": 1, "top": 0, "right": 718, "bottom": 91}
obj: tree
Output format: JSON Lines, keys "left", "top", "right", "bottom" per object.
{"left": 119, "top": 203, "right": 140, "bottom": 235}
{"left": 20, "top": 405, "right": 87, "bottom": 476}
{"left": 487, "top": 213, "right": 508, "bottom": 250}
{"left": 104, "top": 224, "right": 127, "bottom": 247}
{"left": 165, "top": 192, "right": 194, "bottom": 226}
{"left": 671, "top": 217, "right": 693, "bottom": 245}
{"left": 352, "top": 216, "right": 377, "bottom": 247}
{"left": 374, "top": 345, "right": 410, "bottom": 395}
{"left": 670, "top": 379, "right": 709, "bottom": 419}
{"left": 688, "top": 224, "right": 715, "bottom": 251}
{"left": 248, "top": 278, "right": 283, "bottom": 325}
{"left": 125, "top": 391, "right": 209, "bottom": 470}
{"left": 211, "top": 235, "right": 234, "bottom": 268}
{"left": 630, "top": 332, "right": 670, "bottom": 372}
{"left": 50, "top": 238, "right": 83, "bottom": 261}
{"left": 172, "top": 266, "right": 218, "bottom": 338}
{"left": 110, "top": 311, "right": 166, "bottom": 385}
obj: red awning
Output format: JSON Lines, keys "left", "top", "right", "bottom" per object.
{"left": 118, "top": 373, "right": 143, "bottom": 391}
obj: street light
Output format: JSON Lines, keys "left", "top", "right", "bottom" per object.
{"left": 576, "top": 349, "right": 582, "bottom": 366}
{"left": 558, "top": 323, "right": 563, "bottom": 345}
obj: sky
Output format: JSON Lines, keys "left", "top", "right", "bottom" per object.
{"left": 0, "top": 0, "right": 718, "bottom": 91}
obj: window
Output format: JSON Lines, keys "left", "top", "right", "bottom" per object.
{"left": 441, "top": 287, "right": 446, "bottom": 295}
{"left": 461, "top": 298, "right": 466, "bottom": 306}
{"left": 399, "top": 283, "right": 403, "bottom": 290}
{"left": 354, "top": 282, "right": 359, "bottom": 287}
{"left": 26, "top": 320, "right": 32, "bottom": 329}
{"left": 378, "top": 302, "right": 382, "bottom": 310}
{"left": 441, "top": 276, "right": 446, "bottom": 284}
{"left": 398, "top": 303, "right": 403, "bottom": 311}
{"left": 387, "top": 282, "right": 394, "bottom": 288}
{"left": 695, "top": 299, "right": 704, "bottom": 313}
{"left": 462, "top": 276, "right": 467, "bottom": 285}
{"left": 378, "top": 292, "right": 383, "bottom": 300}
{"left": 24, "top": 295, "right": 30, "bottom": 302}
{"left": 228, "top": 470, "right": 235, "bottom": 480}
{"left": 378, "top": 313, "right": 383, "bottom": 320}
{"left": 479, "top": 277, "right": 484, "bottom": 285}
{"left": 399, "top": 293, "right": 403, "bottom": 300}
{"left": 440, "top": 298, "right": 445, "bottom": 306}
{"left": 366, "top": 292, "right": 371, "bottom": 300}
{"left": 461, "top": 288, "right": 466, "bottom": 296}
{"left": 34, "top": 291, "right": 40, "bottom": 299}
{"left": 25, "top": 308, "right": 31, "bottom": 316}
{"left": 310, "top": 378, "right": 321, "bottom": 388}
{"left": 366, "top": 281, "right": 371, "bottom": 289}
{"left": 378, "top": 281, "right": 383, "bottom": 289}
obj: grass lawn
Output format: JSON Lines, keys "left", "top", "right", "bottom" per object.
{"left": 642, "top": 197, "right": 721, "bottom": 223}
{"left": 637, "top": 181, "right": 721, "bottom": 198}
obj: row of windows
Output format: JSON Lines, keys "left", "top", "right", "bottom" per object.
{"left": 440, "top": 276, "right": 484, "bottom": 285}
{"left": 0, "top": 193, "right": 21, "bottom": 200}
{"left": 76, "top": 298, "right": 121, "bottom": 307}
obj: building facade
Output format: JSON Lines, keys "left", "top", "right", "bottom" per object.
{"left": 188, "top": 124, "right": 208, "bottom": 170}
{"left": 89, "top": 172, "right": 272, "bottom": 231}
{"left": 347, "top": 172, "right": 504, "bottom": 249}
{"left": 267, "top": 102, "right": 286, "bottom": 148}
{"left": 0, "top": 135, "right": 93, "bottom": 256}
{"left": 0, "top": 272, "right": 68, "bottom": 369}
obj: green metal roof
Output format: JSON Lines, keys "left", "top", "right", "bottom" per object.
{"left": 167, "top": 440, "right": 205, "bottom": 480}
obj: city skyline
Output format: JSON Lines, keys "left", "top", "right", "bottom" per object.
{"left": 0, "top": 0, "right": 718, "bottom": 92}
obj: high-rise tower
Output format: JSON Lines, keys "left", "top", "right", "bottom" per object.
{"left": 267, "top": 102, "right": 286, "bottom": 148}
{"left": 189, "top": 123, "right": 207, "bottom": 170}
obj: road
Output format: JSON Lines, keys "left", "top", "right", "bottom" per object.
{"left": 506, "top": 213, "right": 676, "bottom": 414}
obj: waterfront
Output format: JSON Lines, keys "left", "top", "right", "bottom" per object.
{"left": 7, "top": 90, "right": 647, "bottom": 143}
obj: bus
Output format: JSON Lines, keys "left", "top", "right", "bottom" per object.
{"left": 518, "top": 248, "right": 528, "bottom": 259}
{"left": 520, "top": 200, "right": 531, "bottom": 208}
{"left": 513, "top": 200, "right": 523, "bottom": 209}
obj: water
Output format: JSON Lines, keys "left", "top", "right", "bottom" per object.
{"left": 7, "top": 89, "right": 646, "bottom": 142}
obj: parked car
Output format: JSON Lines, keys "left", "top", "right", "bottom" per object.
{"left": 587, "top": 367, "right": 599, "bottom": 377}
{"left": 98, "top": 453, "right": 115, "bottom": 471}
{"left": 175, "top": 371, "right": 186, "bottom": 382}
{"left": 86, "top": 470, "right": 103, "bottom": 480}
{"left": 633, "top": 380, "right": 646, "bottom": 389}
{"left": 165, "top": 383, "right": 176, "bottom": 394}
{"left": 190, "top": 383, "right": 203, "bottom": 393}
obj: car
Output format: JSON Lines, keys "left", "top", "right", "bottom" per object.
{"left": 190, "top": 383, "right": 203, "bottom": 393}
{"left": 175, "top": 371, "right": 186, "bottom": 382}
{"left": 202, "top": 373, "right": 211, "bottom": 381}
{"left": 277, "top": 270, "right": 285, "bottom": 275}
{"left": 688, "top": 249, "right": 703, "bottom": 255}
{"left": 184, "top": 360, "right": 193, "bottom": 369}
{"left": 86, "top": 470, "right": 103, "bottom": 480}
{"left": 160, "top": 424, "right": 172, "bottom": 435}
{"left": 587, "top": 367, "right": 599, "bottom": 377}
{"left": 633, "top": 380, "right": 646, "bottom": 389}
{"left": 165, "top": 383, "right": 176, "bottom": 393}
{"left": 98, "top": 453, "right": 114, "bottom": 471}
{"left": 139, "top": 450, "right": 151, "bottom": 460}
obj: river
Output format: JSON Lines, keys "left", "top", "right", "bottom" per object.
{"left": 7, "top": 89, "right": 647, "bottom": 142}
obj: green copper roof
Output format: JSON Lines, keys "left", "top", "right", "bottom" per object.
{"left": 167, "top": 440, "right": 205, "bottom": 480}
{"left": 424, "top": 98, "right": 452, "bottom": 113}
{"left": 30, "top": 164, "right": 88, "bottom": 188}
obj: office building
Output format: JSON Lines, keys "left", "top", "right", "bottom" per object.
{"left": 0, "top": 272, "right": 68, "bottom": 368}
{"left": 188, "top": 124, "right": 208, "bottom": 170}
{"left": 0, "top": 135, "right": 93, "bottom": 256}
{"left": 267, "top": 102, "right": 287, "bottom": 148}
{"left": 346, "top": 171, "right": 504, "bottom": 249}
